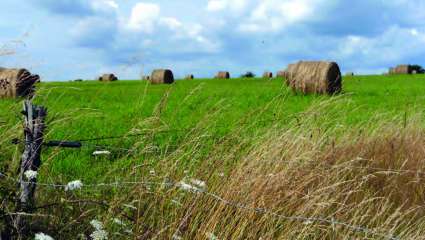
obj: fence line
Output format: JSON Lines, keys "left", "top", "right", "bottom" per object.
{"left": 0, "top": 174, "right": 399, "bottom": 240}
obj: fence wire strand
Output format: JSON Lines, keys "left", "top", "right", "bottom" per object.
{"left": 0, "top": 173, "right": 400, "bottom": 240}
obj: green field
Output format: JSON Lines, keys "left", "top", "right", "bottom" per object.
{"left": 2, "top": 75, "right": 425, "bottom": 239}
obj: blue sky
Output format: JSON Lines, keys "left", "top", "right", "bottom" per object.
{"left": 1, "top": 0, "right": 425, "bottom": 81}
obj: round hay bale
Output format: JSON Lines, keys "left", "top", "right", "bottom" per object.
{"left": 392, "top": 65, "right": 413, "bottom": 74}
{"left": 276, "top": 70, "right": 286, "bottom": 78}
{"left": 185, "top": 74, "right": 194, "bottom": 80}
{"left": 0, "top": 68, "right": 39, "bottom": 98}
{"left": 99, "top": 73, "right": 118, "bottom": 82}
{"left": 285, "top": 61, "right": 342, "bottom": 95}
{"left": 284, "top": 63, "right": 298, "bottom": 85}
{"left": 412, "top": 70, "right": 418, "bottom": 74}
{"left": 263, "top": 72, "right": 273, "bottom": 78}
{"left": 215, "top": 71, "right": 230, "bottom": 79}
{"left": 150, "top": 69, "right": 174, "bottom": 84}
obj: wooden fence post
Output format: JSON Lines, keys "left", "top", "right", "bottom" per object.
{"left": 14, "top": 100, "right": 47, "bottom": 237}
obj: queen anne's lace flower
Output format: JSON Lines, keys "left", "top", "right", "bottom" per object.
{"left": 177, "top": 181, "right": 201, "bottom": 192}
{"left": 90, "top": 229, "right": 108, "bottom": 240}
{"left": 34, "top": 233, "right": 54, "bottom": 240}
{"left": 24, "top": 170, "right": 38, "bottom": 180}
{"left": 190, "top": 179, "right": 207, "bottom": 190}
{"left": 90, "top": 220, "right": 104, "bottom": 230}
{"left": 65, "top": 180, "right": 83, "bottom": 191}
{"left": 90, "top": 219, "right": 108, "bottom": 240}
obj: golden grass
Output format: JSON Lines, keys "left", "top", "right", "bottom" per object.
{"left": 3, "top": 99, "right": 425, "bottom": 239}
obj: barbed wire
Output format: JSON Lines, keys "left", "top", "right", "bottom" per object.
{"left": 0, "top": 174, "right": 399, "bottom": 240}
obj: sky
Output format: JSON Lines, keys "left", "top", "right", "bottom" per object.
{"left": 0, "top": 0, "right": 425, "bottom": 81}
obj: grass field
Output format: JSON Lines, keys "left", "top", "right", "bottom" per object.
{"left": 2, "top": 75, "right": 425, "bottom": 239}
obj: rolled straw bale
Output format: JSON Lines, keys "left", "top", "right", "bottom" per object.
{"left": 393, "top": 65, "right": 412, "bottom": 74}
{"left": 276, "top": 71, "right": 286, "bottom": 78}
{"left": 215, "top": 71, "right": 230, "bottom": 79}
{"left": 150, "top": 69, "right": 174, "bottom": 84}
{"left": 285, "top": 61, "right": 342, "bottom": 95}
{"left": 412, "top": 70, "right": 417, "bottom": 74}
{"left": 0, "top": 68, "right": 39, "bottom": 98}
{"left": 99, "top": 73, "right": 118, "bottom": 82}
{"left": 263, "top": 72, "right": 273, "bottom": 78}
{"left": 284, "top": 63, "right": 297, "bottom": 85}
{"left": 185, "top": 74, "right": 194, "bottom": 80}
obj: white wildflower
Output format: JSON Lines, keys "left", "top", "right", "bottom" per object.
{"left": 177, "top": 181, "right": 203, "bottom": 193}
{"left": 90, "top": 219, "right": 108, "bottom": 240}
{"left": 93, "top": 150, "right": 111, "bottom": 156}
{"left": 34, "top": 233, "right": 54, "bottom": 240}
{"left": 90, "top": 219, "right": 104, "bottom": 230}
{"left": 24, "top": 170, "right": 38, "bottom": 180}
{"left": 149, "top": 170, "right": 155, "bottom": 175}
{"left": 90, "top": 229, "right": 108, "bottom": 240}
{"left": 218, "top": 172, "right": 225, "bottom": 177}
{"left": 65, "top": 180, "right": 83, "bottom": 191}
{"left": 190, "top": 179, "right": 207, "bottom": 190}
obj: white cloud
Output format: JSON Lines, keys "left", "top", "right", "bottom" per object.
{"left": 207, "top": 0, "right": 226, "bottom": 11}
{"left": 239, "top": 0, "right": 325, "bottom": 33}
{"left": 122, "top": 2, "right": 215, "bottom": 51}
{"left": 127, "top": 3, "right": 161, "bottom": 33}
{"left": 90, "top": 0, "right": 119, "bottom": 15}
{"left": 333, "top": 26, "right": 425, "bottom": 66}
{"left": 206, "top": 0, "right": 248, "bottom": 13}
{"left": 159, "top": 17, "right": 183, "bottom": 31}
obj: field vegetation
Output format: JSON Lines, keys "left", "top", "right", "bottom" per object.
{"left": 2, "top": 74, "right": 425, "bottom": 239}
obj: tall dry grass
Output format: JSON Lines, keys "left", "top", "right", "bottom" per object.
{"left": 4, "top": 98, "right": 425, "bottom": 239}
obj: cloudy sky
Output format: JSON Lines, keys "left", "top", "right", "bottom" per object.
{"left": 0, "top": 0, "right": 424, "bottom": 81}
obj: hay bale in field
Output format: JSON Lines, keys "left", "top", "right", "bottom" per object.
{"left": 0, "top": 68, "right": 39, "bottom": 98}
{"left": 346, "top": 72, "right": 354, "bottom": 76}
{"left": 285, "top": 61, "right": 342, "bottom": 95}
{"left": 390, "top": 65, "right": 413, "bottom": 75}
{"left": 263, "top": 72, "right": 273, "bottom": 78}
{"left": 276, "top": 71, "right": 286, "bottom": 78}
{"left": 215, "top": 71, "right": 230, "bottom": 79}
{"left": 185, "top": 74, "right": 194, "bottom": 80}
{"left": 284, "top": 63, "right": 298, "bottom": 85}
{"left": 150, "top": 69, "right": 174, "bottom": 84}
{"left": 412, "top": 70, "right": 417, "bottom": 74}
{"left": 99, "top": 73, "right": 118, "bottom": 82}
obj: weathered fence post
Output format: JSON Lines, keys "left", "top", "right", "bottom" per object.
{"left": 14, "top": 100, "right": 47, "bottom": 237}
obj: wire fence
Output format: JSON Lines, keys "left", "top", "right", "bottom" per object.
{"left": 1, "top": 106, "right": 415, "bottom": 239}
{"left": 0, "top": 172, "right": 400, "bottom": 240}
